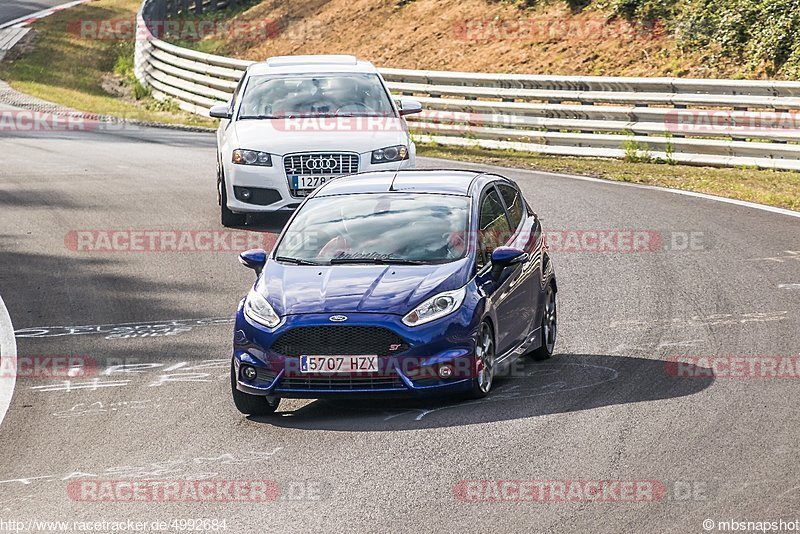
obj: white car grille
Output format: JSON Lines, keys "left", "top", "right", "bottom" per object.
{"left": 283, "top": 153, "right": 360, "bottom": 177}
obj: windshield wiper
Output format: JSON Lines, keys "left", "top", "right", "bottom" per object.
{"left": 329, "top": 257, "right": 427, "bottom": 265}
{"left": 238, "top": 115, "right": 278, "bottom": 119}
{"left": 275, "top": 256, "right": 321, "bottom": 265}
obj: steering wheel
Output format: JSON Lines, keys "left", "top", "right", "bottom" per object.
{"left": 310, "top": 100, "right": 337, "bottom": 114}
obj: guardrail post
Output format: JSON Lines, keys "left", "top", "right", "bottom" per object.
{"left": 194, "top": 0, "right": 202, "bottom": 15}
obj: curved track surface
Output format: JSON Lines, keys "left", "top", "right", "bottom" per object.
{"left": 0, "top": 115, "right": 798, "bottom": 532}
{"left": 0, "top": 0, "right": 72, "bottom": 27}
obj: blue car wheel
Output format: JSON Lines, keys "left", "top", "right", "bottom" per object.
{"left": 230, "top": 359, "right": 281, "bottom": 415}
{"left": 531, "top": 283, "right": 557, "bottom": 361}
{"left": 469, "top": 321, "right": 495, "bottom": 399}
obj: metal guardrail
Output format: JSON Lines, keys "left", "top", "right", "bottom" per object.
{"left": 134, "top": 0, "right": 800, "bottom": 171}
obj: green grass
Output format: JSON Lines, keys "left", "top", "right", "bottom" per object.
{"left": 416, "top": 143, "right": 800, "bottom": 211}
{"left": 161, "top": 0, "right": 258, "bottom": 56}
{"left": 0, "top": 0, "right": 216, "bottom": 128}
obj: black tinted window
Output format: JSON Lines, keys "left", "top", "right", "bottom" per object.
{"left": 477, "top": 187, "right": 511, "bottom": 268}
{"left": 497, "top": 183, "right": 524, "bottom": 231}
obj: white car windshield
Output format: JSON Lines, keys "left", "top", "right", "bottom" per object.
{"left": 238, "top": 74, "right": 396, "bottom": 119}
{"left": 274, "top": 193, "right": 471, "bottom": 265}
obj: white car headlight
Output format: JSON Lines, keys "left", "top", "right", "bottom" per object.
{"left": 371, "top": 145, "right": 408, "bottom": 164}
{"left": 244, "top": 289, "right": 280, "bottom": 328}
{"left": 402, "top": 286, "right": 467, "bottom": 327}
{"left": 232, "top": 149, "right": 272, "bottom": 166}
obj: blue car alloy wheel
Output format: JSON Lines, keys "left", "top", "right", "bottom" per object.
{"left": 229, "top": 170, "right": 557, "bottom": 416}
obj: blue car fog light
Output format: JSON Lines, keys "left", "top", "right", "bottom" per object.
{"left": 438, "top": 364, "right": 455, "bottom": 379}
{"left": 241, "top": 365, "right": 257, "bottom": 381}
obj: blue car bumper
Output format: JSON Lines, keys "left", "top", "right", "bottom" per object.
{"left": 231, "top": 301, "right": 480, "bottom": 399}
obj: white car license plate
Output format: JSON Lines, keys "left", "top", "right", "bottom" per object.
{"left": 300, "top": 355, "right": 378, "bottom": 373}
{"left": 291, "top": 175, "right": 334, "bottom": 190}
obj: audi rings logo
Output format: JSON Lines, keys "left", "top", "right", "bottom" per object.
{"left": 305, "top": 157, "right": 338, "bottom": 171}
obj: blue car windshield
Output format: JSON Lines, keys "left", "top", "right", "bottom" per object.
{"left": 238, "top": 74, "right": 395, "bottom": 119}
{"left": 275, "top": 193, "right": 471, "bottom": 265}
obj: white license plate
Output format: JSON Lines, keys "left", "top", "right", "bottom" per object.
{"left": 291, "top": 175, "right": 335, "bottom": 190}
{"left": 300, "top": 355, "right": 378, "bottom": 373}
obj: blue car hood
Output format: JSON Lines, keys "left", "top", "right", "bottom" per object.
{"left": 258, "top": 258, "right": 473, "bottom": 316}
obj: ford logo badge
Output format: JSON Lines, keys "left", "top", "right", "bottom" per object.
{"left": 329, "top": 315, "right": 348, "bottom": 322}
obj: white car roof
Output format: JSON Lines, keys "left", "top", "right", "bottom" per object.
{"left": 246, "top": 55, "right": 380, "bottom": 76}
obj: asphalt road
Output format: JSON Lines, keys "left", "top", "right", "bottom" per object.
{"left": 0, "top": 115, "right": 798, "bottom": 533}
{"left": 0, "top": 0, "right": 71, "bottom": 26}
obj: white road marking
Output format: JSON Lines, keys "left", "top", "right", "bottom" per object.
{"left": 778, "top": 283, "right": 800, "bottom": 289}
{"left": 610, "top": 311, "right": 787, "bottom": 328}
{"left": 0, "top": 294, "right": 18, "bottom": 427}
{"left": 14, "top": 316, "right": 234, "bottom": 339}
{"left": 28, "top": 360, "right": 229, "bottom": 395}
{"left": 747, "top": 251, "right": 800, "bottom": 263}
{"left": 0, "top": 449, "right": 284, "bottom": 487}
{"left": 0, "top": 0, "right": 89, "bottom": 30}
{"left": 29, "top": 379, "right": 131, "bottom": 393}
{"left": 421, "top": 156, "right": 800, "bottom": 219}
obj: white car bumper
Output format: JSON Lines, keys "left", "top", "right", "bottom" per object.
{"left": 223, "top": 150, "right": 416, "bottom": 214}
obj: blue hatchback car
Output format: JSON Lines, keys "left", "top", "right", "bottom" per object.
{"left": 230, "top": 170, "right": 557, "bottom": 415}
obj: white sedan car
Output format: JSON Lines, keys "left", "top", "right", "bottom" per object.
{"left": 210, "top": 55, "right": 422, "bottom": 226}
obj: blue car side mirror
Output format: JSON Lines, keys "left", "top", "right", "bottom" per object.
{"left": 239, "top": 249, "right": 268, "bottom": 275}
{"left": 490, "top": 247, "right": 529, "bottom": 279}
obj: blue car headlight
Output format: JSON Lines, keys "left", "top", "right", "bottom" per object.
{"left": 402, "top": 286, "right": 467, "bottom": 327}
{"left": 244, "top": 289, "right": 280, "bottom": 328}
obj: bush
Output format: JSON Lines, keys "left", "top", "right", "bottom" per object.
{"left": 601, "top": 0, "right": 800, "bottom": 77}
{"left": 622, "top": 135, "right": 653, "bottom": 163}
{"left": 133, "top": 81, "right": 151, "bottom": 100}
{"left": 676, "top": 0, "right": 800, "bottom": 76}
{"left": 604, "top": 0, "right": 678, "bottom": 22}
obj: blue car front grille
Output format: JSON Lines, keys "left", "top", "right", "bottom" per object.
{"left": 270, "top": 326, "right": 408, "bottom": 357}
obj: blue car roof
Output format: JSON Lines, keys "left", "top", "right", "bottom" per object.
{"left": 313, "top": 170, "right": 485, "bottom": 197}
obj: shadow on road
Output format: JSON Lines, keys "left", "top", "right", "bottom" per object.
{"left": 251, "top": 353, "right": 715, "bottom": 431}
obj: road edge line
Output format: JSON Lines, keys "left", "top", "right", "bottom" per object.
{"left": 0, "top": 294, "right": 18, "bottom": 427}
{"left": 0, "top": 0, "right": 89, "bottom": 29}
{"left": 420, "top": 155, "right": 800, "bottom": 220}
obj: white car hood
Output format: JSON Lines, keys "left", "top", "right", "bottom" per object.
{"left": 231, "top": 117, "right": 410, "bottom": 156}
